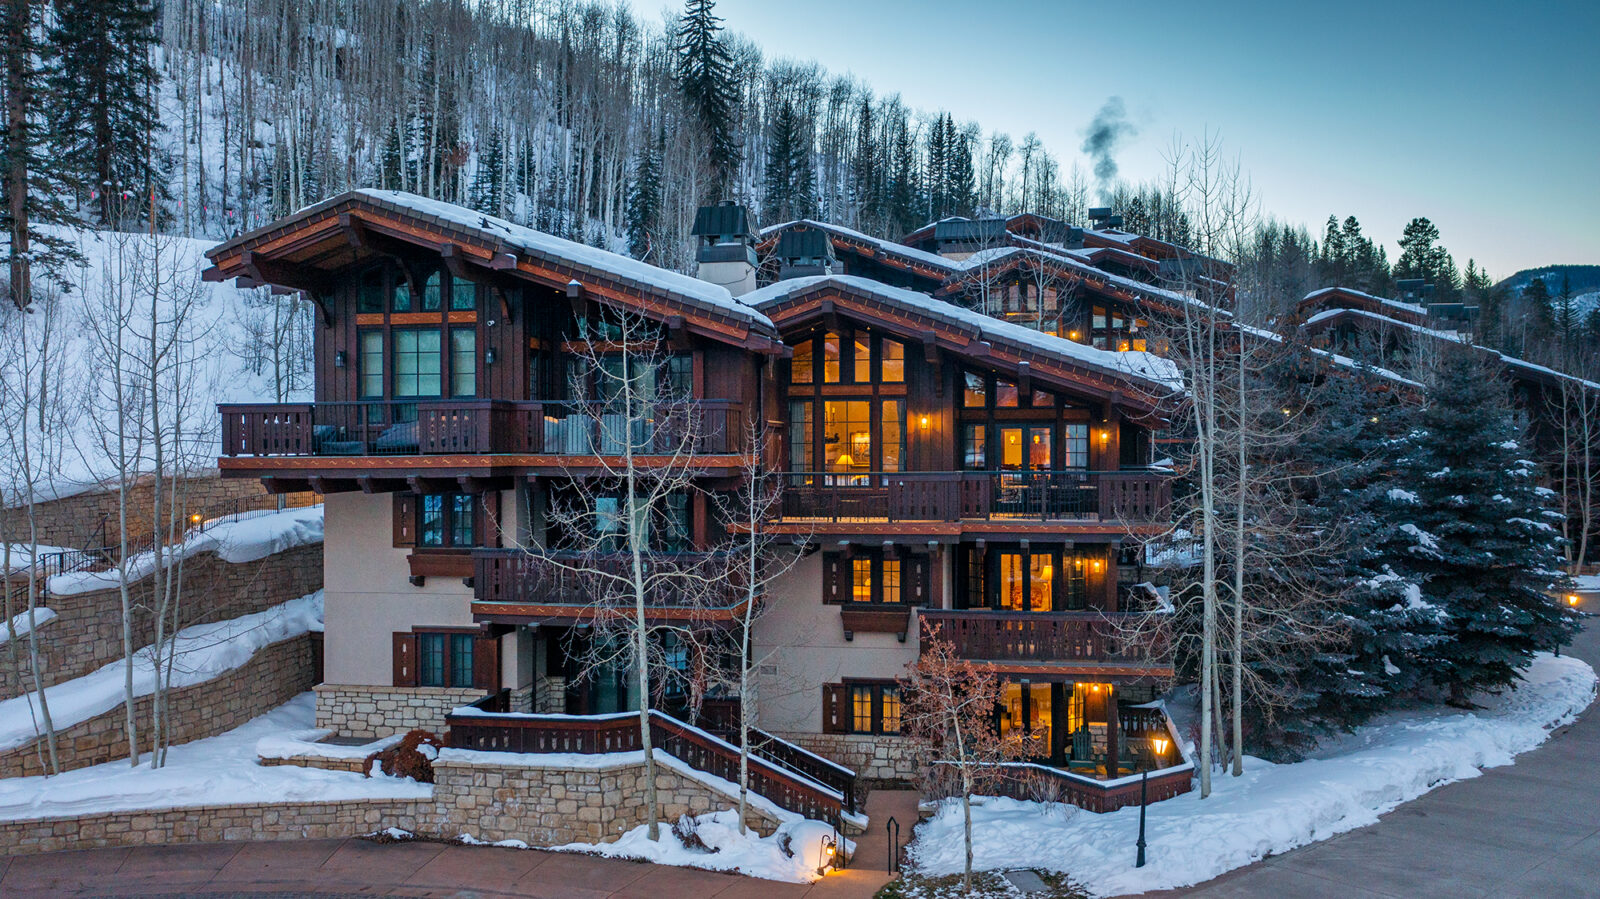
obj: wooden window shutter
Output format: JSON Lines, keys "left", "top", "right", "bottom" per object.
{"left": 821, "top": 683, "right": 849, "bottom": 734}
{"left": 392, "top": 632, "right": 419, "bottom": 687}
{"left": 393, "top": 494, "right": 417, "bottom": 548}
{"left": 478, "top": 491, "right": 501, "bottom": 548}
{"left": 473, "top": 634, "right": 501, "bottom": 691}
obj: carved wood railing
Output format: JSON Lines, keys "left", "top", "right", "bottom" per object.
{"left": 778, "top": 470, "right": 1170, "bottom": 523}
{"left": 445, "top": 704, "right": 858, "bottom": 823}
{"left": 918, "top": 609, "right": 1170, "bottom": 665}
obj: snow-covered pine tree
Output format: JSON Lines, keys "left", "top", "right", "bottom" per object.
{"left": 887, "top": 112, "right": 919, "bottom": 237}
{"left": 3, "top": 0, "right": 82, "bottom": 308}
{"left": 469, "top": 127, "right": 506, "bottom": 216}
{"left": 850, "top": 95, "right": 879, "bottom": 229}
{"left": 45, "top": 0, "right": 165, "bottom": 228}
{"left": 1382, "top": 344, "right": 1578, "bottom": 706}
{"left": 625, "top": 131, "right": 662, "bottom": 261}
{"left": 676, "top": 0, "right": 737, "bottom": 192}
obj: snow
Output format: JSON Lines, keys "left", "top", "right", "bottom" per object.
{"left": 2, "top": 544, "right": 75, "bottom": 574}
{"left": 47, "top": 505, "right": 323, "bottom": 596}
{"left": 554, "top": 811, "right": 850, "bottom": 884}
{"left": 0, "top": 608, "right": 58, "bottom": 645}
{"left": 907, "top": 651, "right": 1596, "bottom": 896}
{"left": 1400, "top": 523, "right": 1440, "bottom": 553}
{"left": 0, "top": 591, "right": 323, "bottom": 752}
{"left": 348, "top": 190, "right": 774, "bottom": 330}
{"left": 0, "top": 693, "right": 430, "bottom": 822}
{"left": 1576, "top": 575, "right": 1600, "bottom": 591}
{"left": 255, "top": 731, "right": 402, "bottom": 762}
{"left": 742, "top": 275, "right": 1183, "bottom": 390}
{"left": 5, "top": 226, "right": 311, "bottom": 503}
{"left": 1302, "top": 287, "right": 1428, "bottom": 320}
{"left": 1386, "top": 488, "right": 1418, "bottom": 504}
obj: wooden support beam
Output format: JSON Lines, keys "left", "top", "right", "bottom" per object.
{"left": 666, "top": 315, "right": 690, "bottom": 351}
{"left": 566, "top": 280, "right": 586, "bottom": 318}
{"left": 1017, "top": 360, "right": 1031, "bottom": 397}
{"left": 239, "top": 250, "right": 334, "bottom": 325}
{"left": 307, "top": 476, "right": 362, "bottom": 495}
{"left": 440, "top": 243, "right": 469, "bottom": 280}
{"left": 261, "top": 476, "right": 312, "bottom": 495}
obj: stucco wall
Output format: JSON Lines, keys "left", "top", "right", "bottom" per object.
{"left": 751, "top": 551, "right": 927, "bottom": 735}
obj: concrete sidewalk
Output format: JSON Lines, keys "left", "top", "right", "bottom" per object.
{"left": 1144, "top": 619, "right": 1600, "bottom": 899}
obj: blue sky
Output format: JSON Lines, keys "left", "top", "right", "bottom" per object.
{"left": 637, "top": 0, "right": 1597, "bottom": 279}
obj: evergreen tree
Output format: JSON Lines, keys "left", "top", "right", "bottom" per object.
{"left": 469, "top": 127, "right": 506, "bottom": 216}
{"left": 925, "top": 114, "right": 948, "bottom": 220}
{"left": 850, "top": 96, "right": 880, "bottom": 228}
{"left": 1551, "top": 274, "right": 1580, "bottom": 363}
{"left": 1381, "top": 346, "right": 1577, "bottom": 705}
{"left": 378, "top": 120, "right": 405, "bottom": 191}
{"left": 1265, "top": 364, "right": 1436, "bottom": 747}
{"left": 45, "top": 0, "right": 164, "bottom": 228}
{"left": 945, "top": 118, "right": 975, "bottom": 218}
{"left": 762, "top": 99, "right": 813, "bottom": 222}
{"left": 675, "top": 0, "right": 737, "bottom": 191}
{"left": 1123, "top": 195, "right": 1149, "bottom": 236}
{"left": 887, "top": 113, "right": 919, "bottom": 236}
{"left": 625, "top": 130, "right": 663, "bottom": 261}
{"left": 2, "top": 0, "right": 80, "bottom": 304}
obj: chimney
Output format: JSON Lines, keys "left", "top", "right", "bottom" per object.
{"left": 775, "top": 225, "right": 836, "bottom": 280}
{"left": 691, "top": 201, "right": 758, "bottom": 297}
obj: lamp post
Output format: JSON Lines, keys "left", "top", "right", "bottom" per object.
{"left": 817, "top": 834, "right": 837, "bottom": 877}
{"left": 1135, "top": 770, "right": 1148, "bottom": 868}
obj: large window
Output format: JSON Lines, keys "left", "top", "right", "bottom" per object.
{"left": 823, "top": 400, "right": 871, "bottom": 474}
{"left": 359, "top": 331, "right": 384, "bottom": 398}
{"left": 835, "top": 682, "right": 901, "bottom": 735}
{"left": 450, "top": 328, "right": 476, "bottom": 397}
{"left": 961, "top": 545, "right": 1092, "bottom": 611}
{"left": 398, "top": 629, "right": 487, "bottom": 689}
{"left": 1063, "top": 423, "right": 1090, "bottom": 469}
{"left": 393, "top": 329, "right": 442, "bottom": 397}
{"left": 881, "top": 339, "right": 905, "bottom": 382}
{"left": 791, "top": 338, "right": 814, "bottom": 384}
{"left": 451, "top": 276, "right": 476, "bottom": 312}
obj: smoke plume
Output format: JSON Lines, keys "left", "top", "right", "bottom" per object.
{"left": 1080, "top": 97, "right": 1137, "bottom": 190}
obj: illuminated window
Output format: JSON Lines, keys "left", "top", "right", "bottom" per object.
{"left": 851, "top": 685, "right": 873, "bottom": 733}
{"left": 822, "top": 332, "right": 841, "bottom": 383}
{"left": 963, "top": 372, "right": 986, "bottom": 408}
{"left": 995, "top": 380, "right": 1019, "bottom": 408}
{"left": 880, "top": 686, "right": 902, "bottom": 734}
{"left": 881, "top": 400, "right": 904, "bottom": 473}
{"left": 853, "top": 333, "right": 871, "bottom": 383}
{"left": 852, "top": 559, "right": 873, "bottom": 602}
{"left": 791, "top": 338, "right": 814, "bottom": 384}
{"left": 881, "top": 339, "right": 905, "bottom": 382}
{"left": 883, "top": 558, "right": 901, "bottom": 601}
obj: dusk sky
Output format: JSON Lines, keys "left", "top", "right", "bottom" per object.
{"left": 636, "top": 0, "right": 1597, "bottom": 279}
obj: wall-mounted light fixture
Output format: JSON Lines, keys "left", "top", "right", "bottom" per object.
{"left": 919, "top": 415, "right": 930, "bottom": 430}
{"left": 485, "top": 347, "right": 498, "bottom": 365}
{"left": 335, "top": 350, "right": 348, "bottom": 368}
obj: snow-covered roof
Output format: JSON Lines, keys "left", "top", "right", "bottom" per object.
{"left": 1302, "top": 286, "right": 1427, "bottom": 320}
{"left": 743, "top": 275, "right": 1183, "bottom": 391}
{"left": 760, "top": 218, "right": 957, "bottom": 272}
{"left": 350, "top": 191, "right": 773, "bottom": 330}
{"left": 1300, "top": 307, "right": 1600, "bottom": 392}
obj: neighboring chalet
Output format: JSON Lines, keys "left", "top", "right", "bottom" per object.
{"left": 204, "top": 190, "right": 1195, "bottom": 817}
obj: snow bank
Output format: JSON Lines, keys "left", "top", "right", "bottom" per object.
{"left": 553, "top": 810, "right": 850, "bottom": 884}
{"left": 255, "top": 730, "right": 401, "bottom": 761}
{"left": 0, "top": 693, "right": 429, "bottom": 821}
{"left": 2, "top": 544, "right": 75, "bottom": 574}
{"left": 0, "top": 591, "right": 323, "bottom": 752}
{"left": 47, "top": 505, "right": 323, "bottom": 595}
{"left": 0, "top": 608, "right": 58, "bottom": 645}
{"left": 908, "top": 651, "right": 1596, "bottom": 896}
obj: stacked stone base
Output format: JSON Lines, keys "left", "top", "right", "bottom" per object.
{"left": 0, "top": 749, "right": 786, "bottom": 856}
{"left": 773, "top": 732, "right": 920, "bottom": 785}
{"left": 313, "top": 684, "right": 483, "bottom": 739}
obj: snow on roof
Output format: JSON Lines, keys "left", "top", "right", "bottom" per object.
{"left": 1303, "top": 286, "right": 1427, "bottom": 318}
{"left": 1304, "top": 307, "right": 1600, "bottom": 391}
{"left": 743, "top": 275, "right": 1183, "bottom": 390}
{"left": 351, "top": 190, "right": 774, "bottom": 331}
{"left": 760, "top": 218, "right": 959, "bottom": 272}
{"left": 1235, "top": 321, "right": 1422, "bottom": 389}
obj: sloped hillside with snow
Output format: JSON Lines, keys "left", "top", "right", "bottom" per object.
{"left": 2, "top": 226, "right": 311, "bottom": 504}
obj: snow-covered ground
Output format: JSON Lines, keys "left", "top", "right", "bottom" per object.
{"left": 0, "top": 590, "right": 323, "bottom": 751}
{"left": 47, "top": 505, "right": 323, "bottom": 595}
{"left": 0, "top": 693, "right": 429, "bottom": 821}
{"left": 908, "top": 651, "right": 1597, "bottom": 897}
{"left": 551, "top": 812, "right": 847, "bottom": 884}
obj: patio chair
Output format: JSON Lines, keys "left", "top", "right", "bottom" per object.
{"left": 1067, "top": 727, "right": 1097, "bottom": 771}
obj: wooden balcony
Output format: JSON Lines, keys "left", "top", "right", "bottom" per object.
{"left": 777, "top": 469, "right": 1170, "bottom": 525}
{"left": 219, "top": 400, "right": 744, "bottom": 458}
{"left": 470, "top": 549, "right": 748, "bottom": 624}
{"left": 919, "top": 608, "right": 1172, "bottom": 678}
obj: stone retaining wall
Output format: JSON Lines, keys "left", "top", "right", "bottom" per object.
{"left": 313, "top": 684, "right": 483, "bottom": 739}
{"left": 1, "top": 542, "right": 323, "bottom": 700}
{"left": 0, "top": 632, "right": 317, "bottom": 777}
{"left": 0, "top": 749, "right": 787, "bottom": 856}
{"left": 0, "top": 471, "right": 315, "bottom": 552}
{"left": 773, "top": 732, "right": 920, "bottom": 785}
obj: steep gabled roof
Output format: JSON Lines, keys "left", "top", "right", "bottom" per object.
{"left": 205, "top": 190, "right": 777, "bottom": 348}
{"left": 1299, "top": 286, "right": 1427, "bottom": 326}
{"left": 743, "top": 275, "right": 1181, "bottom": 412}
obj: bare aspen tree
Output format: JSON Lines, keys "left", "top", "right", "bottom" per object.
{"left": 1547, "top": 377, "right": 1599, "bottom": 575}
{"left": 533, "top": 301, "right": 722, "bottom": 841}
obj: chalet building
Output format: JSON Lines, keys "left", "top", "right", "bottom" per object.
{"left": 204, "top": 190, "right": 1193, "bottom": 814}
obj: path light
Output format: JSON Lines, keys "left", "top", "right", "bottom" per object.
{"left": 190, "top": 513, "right": 203, "bottom": 525}
{"left": 1566, "top": 594, "right": 1581, "bottom": 608}
{"left": 817, "top": 834, "right": 837, "bottom": 876}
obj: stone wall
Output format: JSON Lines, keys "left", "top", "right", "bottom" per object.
{"left": 314, "top": 684, "right": 484, "bottom": 739}
{"left": 0, "top": 543, "right": 323, "bottom": 699}
{"left": 0, "top": 749, "right": 788, "bottom": 856}
{"left": 773, "top": 732, "right": 920, "bottom": 785}
{"left": 0, "top": 799, "right": 417, "bottom": 855}
{"left": 0, "top": 470, "right": 315, "bottom": 551}
{"left": 0, "top": 632, "right": 317, "bottom": 777}
{"left": 417, "top": 752, "right": 785, "bottom": 845}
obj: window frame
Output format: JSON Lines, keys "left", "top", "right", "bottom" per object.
{"left": 841, "top": 680, "right": 902, "bottom": 735}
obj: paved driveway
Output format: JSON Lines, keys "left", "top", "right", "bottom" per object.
{"left": 1146, "top": 618, "right": 1600, "bottom": 898}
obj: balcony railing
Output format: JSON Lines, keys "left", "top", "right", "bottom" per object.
{"left": 219, "top": 400, "right": 743, "bottom": 458}
{"left": 919, "top": 608, "right": 1170, "bottom": 666}
{"left": 472, "top": 549, "right": 742, "bottom": 616}
{"left": 778, "top": 470, "right": 1170, "bottom": 523}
